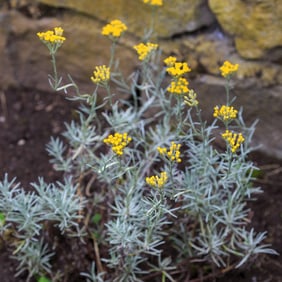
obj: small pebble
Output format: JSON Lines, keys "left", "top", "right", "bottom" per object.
{"left": 17, "top": 139, "right": 26, "bottom": 146}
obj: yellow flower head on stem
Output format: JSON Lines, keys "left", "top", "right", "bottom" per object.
{"left": 91, "top": 65, "right": 110, "bottom": 86}
{"left": 146, "top": 171, "right": 168, "bottom": 189}
{"left": 164, "top": 56, "right": 177, "bottom": 67}
{"left": 54, "top": 27, "right": 64, "bottom": 36}
{"left": 37, "top": 27, "right": 66, "bottom": 44}
{"left": 166, "top": 61, "right": 191, "bottom": 77}
{"left": 103, "top": 132, "right": 132, "bottom": 156}
{"left": 221, "top": 130, "right": 245, "bottom": 153}
{"left": 143, "top": 0, "right": 163, "bottom": 6}
{"left": 213, "top": 105, "right": 238, "bottom": 121}
{"left": 167, "top": 77, "right": 189, "bottom": 95}
{"left": 184, "top": 89, "right": 199, "bottom": 107}
{"left": 220, "top": 61, "right": 239, "bottom": 78}
{"left": 133, "top": 42, "right": 158, "bottom": 61}
{"left": 101, "top": 19, "right": 127, "bottom": 39}
{"left": 158, "top": 142, "right": 181, "bottom": 163}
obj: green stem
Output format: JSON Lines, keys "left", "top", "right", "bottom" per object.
{"left": 149, "top": 7, "right": 156, "bottom": 38}
{"left": 168, "top": 162, "right": 176, "bottom": 195}
{"left": 161, "top": 271, "right": 166, "bottom": 282}
{"left": 109, "top": 41, "right": 117, "bottom": 69}
{"left": 176, "top": 96, "right": 183, "bottom": 134}
{"left": 85, "top": 95, "right": 98, "bottom": 126}
{"left": 105, "top": 84, "right": 113, "bottom": 107}
{"left": 144, "top": 6, "right": 157, "bottom": 41}
{"left": 225, "top": 77, "right": 231, "bottom": 106}
{"left": 50, "top": 53, "right": 59, "bottom": 90}
{"left": 195, "top": 105, "right": 206, "bottom": 138}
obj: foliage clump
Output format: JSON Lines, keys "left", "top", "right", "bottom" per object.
{"left": 0, "top": 1, "right": 277, "bottom": 281}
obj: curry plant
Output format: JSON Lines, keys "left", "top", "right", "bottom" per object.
{"left": 0, "top": 0, "right": 277, "bottom": 281}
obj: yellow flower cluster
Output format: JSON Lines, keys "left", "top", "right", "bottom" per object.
{"left": 101, "top": 19, "right": 127, "bottom": 38}
{"left": 164, "top": 56, "right": 191, "bottom": 96}
{"left": 133, "top": 42, "right": 158, "bottom": 61}
{"left": 221, "top": 130, "right": 245, "bottom": 153}
{"left": 163, "top": 56, "right": 177, "bottom": 67}
{"left": 213, "top": 105, "right": 238, "bottom": 121}
{"left": 184, "top": 89, "right": 199, "bottom": 107}
{"left": 158, "top": 142, "right": 181, "bottom": 163}
{"left": 220, "top": 61, "right": 239, "bottom": 78}
{"left": 143, "top": 0, "right": 163, "bottom": 6}
{"left": 146, "top": 171, "right": 168, "bottom": 189}
{"left": 37, "top": 27, "right": 66, "bottom": 44}
{"left": 90, "top": 65, "right": 110, "bottom": 85}
{"left": 165, "top": 61, "right": 191, "bottom": 77}
{"left": 167, "top": 77, "right": 190, "bottom": 95}
{"left": 103, "top": 132, "right": 132, "bottom": 156}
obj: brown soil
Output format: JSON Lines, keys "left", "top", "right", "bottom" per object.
{"left": 0, "top": 87, "right": 281, "bottom": 282}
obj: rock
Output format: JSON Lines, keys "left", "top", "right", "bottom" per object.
{"left": 0, "top": 10, "right": 64, "bottom": 91}
{"left": 191, "top": 77, "right": 282, "bottom": 159}
{"left": 0, "top": 10, "right": 139, "bottom": 96}
{"left": 0, "top": 11, "right": 17, "bottom": 89}
{"left": 0, "top": 2, "right": 282, "bottom": 159}
{"left": 39, "top": 0, "right": 215, "bottom": 38}
{"left": 162, "top": 30, "right": 282, "bottom": 88}
{"left": 208, "top": 0, "right": 282, "bottom": 60}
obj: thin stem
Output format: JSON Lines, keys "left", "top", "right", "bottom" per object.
{"left": 109, "top": 41, "right": 117, "bottom": 69}
{"left": 144, "top": 6, "right": 157, "bottom": 41}
{"left": 105, "top": 84, "right": 113, "bottom": 108}
{"left": 149, "top": 7, "right": 157, "bottom": 39}
{"left": 176, "top": 96, "right": 183, "bottom": 134}
{"left": 50, "top": 53, "right": 59, "bottom": 90}
{"left": 225, "top": 77, "right": 231, "bottom": 106}
{"left": 162, "top": 271, "right": 166, "bottom": 282}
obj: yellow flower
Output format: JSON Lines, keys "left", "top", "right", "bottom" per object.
{"left": 133, "top": 42, "right": 158, "bottom": 61}
{"left": 220, "top": 61, "right": 239, "bottom": 78}
{"left": 101, "top": 19, "right": 127, "bottom": 38}
{"left": 103, "top": 132, "right": 132, "bottom": 156}
{"left": 167, "top": 77, "right": 189, "bottom": 95}
{"left": 146, "top": 172, "right": 168, "bottom": 189}
{"left": 158, "top": 142, "right": 181, "bottom": 163}
{"left": 54, "top": 27, "right": 64, "bottom": 36}
{"left": 164, "top": 56, "right": 177, "bottom": 67}
{"left": 213, "top": 105, "right": 238, "bottom": 121}
{"left": 166, "top": 61, "right": 191, "bottom": 77}
{"left": 143, "top": 0, "right": 163, "bottom": 6}
{"left": 221, "top": 130, "right": 245, "bottom": 153}
{"left": 91, "top": 65, "right": 110, "bottom": 85}
{"left": 157, "top": 147, "right": 167, "bottom": 155}
{"left": 184, "top": 89, "right": 199, "bottom": 107}
{"left": 37, "top": 27, "right": 66, "bottom": 44}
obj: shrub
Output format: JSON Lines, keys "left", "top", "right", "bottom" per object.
{"left": 0, "top": 1, "right": 277, "bottom": 281}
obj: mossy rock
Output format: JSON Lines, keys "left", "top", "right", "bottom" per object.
{"left": 209, "top": 0, "right": 282, "bottom": 60}
{"left": 38, "top": 0, "right": 215, "bottom": 38}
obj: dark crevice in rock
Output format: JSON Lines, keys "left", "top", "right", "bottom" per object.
{"left": 4, "top": 2, "right": 66, "bottom": 19}
{"left": 264, "top": 46, "right": 282, "bottom": 64}
{"left": 36, "top": 3, "right": 66, "bottom": 18}
{"left": 160, "top": 21, "right": 227, "bottom": 42}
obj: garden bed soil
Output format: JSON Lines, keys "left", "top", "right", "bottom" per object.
{"left": 0, "top": 87, "right": 281, "bottom": 281}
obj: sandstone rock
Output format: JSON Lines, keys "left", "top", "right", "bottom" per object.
{"left": 162, "top": 30, "right": 282, "bottom": 88}
{"left": 0, "top": 10, "right": 64, "bottom": 91}
{"left": 0, "top": 10, "right": 139, "bottom": 96}
{"left": 0, "top": 2, "right": 281, "bottom": 159}
{"left": 191, "top": 78, "right": 282, "bottom": 159}
{"left": 38, "top": 0, "right": 215, "bottom": 38}
{"left": 208, "top": 0, "right": 282, "bottom": 60}
{"left": 0, "top": 11, "right": 17, "bottom": 89}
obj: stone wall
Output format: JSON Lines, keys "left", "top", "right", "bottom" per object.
{"left": 0, "top": 0, "right": 281, "bottom": 159}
